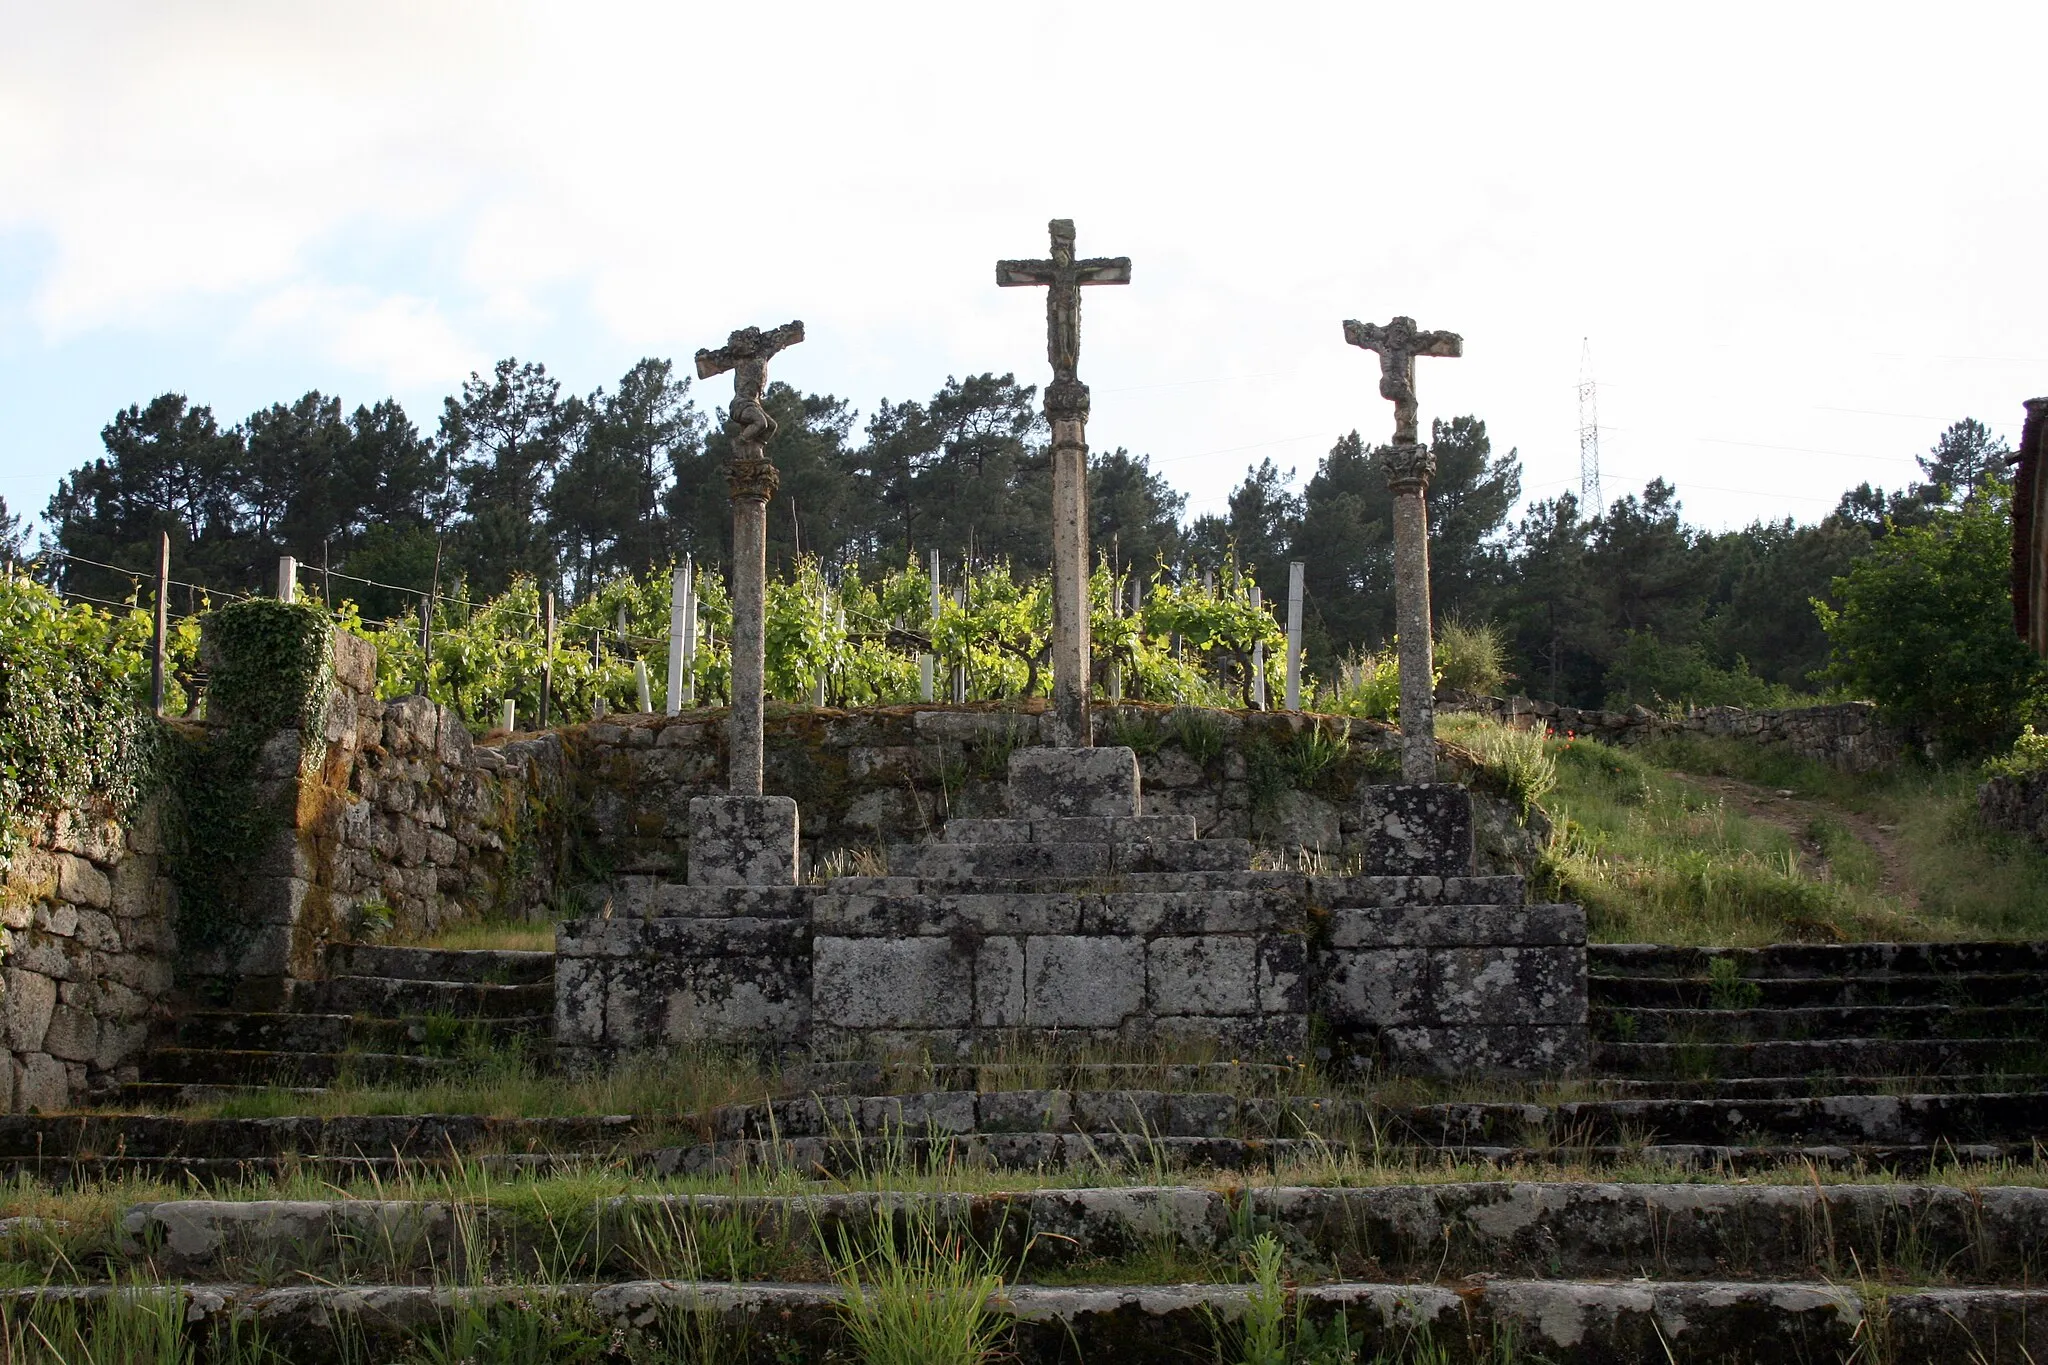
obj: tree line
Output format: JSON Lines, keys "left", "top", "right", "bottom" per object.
{"left": 12, "top": 352, "right": 2015, "bottom": 713}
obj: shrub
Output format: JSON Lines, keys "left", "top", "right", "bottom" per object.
{"left": 1818, "top": 485, "right": 2041, "bottom": 754}
{"left": 1983, "top": 724, "right": 2048, "bottom": 780}
{"left": 1435, "top": 617, "right": 1507, "bottom": 695}
{"left": 0, "top": 575, "right": 175, "bottom": 859}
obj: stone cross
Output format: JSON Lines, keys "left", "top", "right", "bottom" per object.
{"left": 1343, "top": 315, "right": 1463, "bottom": 782}
{"left": 695, "top": 320, "right": 805, "bottom": 796}
{"left": 998, "top": 219, "right": 1130, "bottom": 747}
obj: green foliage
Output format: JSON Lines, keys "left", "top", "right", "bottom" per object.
{"left": 1983, "top": 724, "right": 2048, "bottom": 780}
{"left": 161, "top": 599, "right": 334, "bottom": 969}
{"left": 0, "top": 575, "right": 181, "bottom": 859}
{"left": 1602, "top": 631, "right": 1796, "bottom": 712}
{"left": 1438, "top": 714, "right": 1557, "bottom": 813}
{"left": 1819, "top": 486, "right": 2040, "bottom": 755}
{"left": 1330, "top": 648, "right": 1401, "bottom": 720}
{"left": 823, "top": 1198, "right": 1009, "bottom": 1365}
{"left": 1434, "top": 616, "right": 1507, "bottom": 695}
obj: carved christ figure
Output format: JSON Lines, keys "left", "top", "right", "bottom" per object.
{"left": 1342, "top": 316, "right": 1464, "bottom": 445}
{"left": 695, "top": 322, "right": 805, "bottom": 452}
{"left": 998, "top": 220, "right": 1131, "bottom": 387}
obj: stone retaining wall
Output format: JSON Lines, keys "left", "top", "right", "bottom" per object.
{"left": 1978, "top": 771, "right": 2048, "bottom": 848}
{"left": 1442, "top": 690, "right": 1903, "bottom": 773}
{"left": 562, "top": 703, "right": 1538, "bottom": 883}
{"left": 0, "top": 808, "right": 174, "bottom": 1109}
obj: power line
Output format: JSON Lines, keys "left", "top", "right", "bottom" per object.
{"left": 1577, "top": 338, "right": 1601, "bottom": 510}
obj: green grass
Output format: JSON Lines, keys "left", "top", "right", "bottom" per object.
{"left": 1528, "top": 729, "right": 2048, "bottom": 944}
{"left": 397, "top": 918, "right": 557, "bottom": 952}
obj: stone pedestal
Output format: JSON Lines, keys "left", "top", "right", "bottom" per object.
{"left": 1007, "top": 746, "right": 1140, "bottom": 819}
{"left": 688, "top": 796, "right": 799, "bottom": 887}
{"left": 1360, "top": 783, "right": 1474, "bottom": 876}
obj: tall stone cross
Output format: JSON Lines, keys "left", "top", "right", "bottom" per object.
{"left": 997, "top": 219, "right": 1131, "bottom": 746}
{"left": 695, "top": 320, "right": 804, "bottom": 796}
{"left": 1343, "top": 316, "right": 1463, "bottom": 782}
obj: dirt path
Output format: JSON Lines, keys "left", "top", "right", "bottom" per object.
{"left": 1674, "top": 770, "right": 1917, "bottom": 907}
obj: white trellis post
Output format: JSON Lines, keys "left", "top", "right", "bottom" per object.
{"left": 813, "top": 583, "right": 829, "bottom": 707}
{"left": 635, "top": 658, "right": 652, "bottom": 713}
{"left": 1284, "top": 560, "right": 1305, "bottom": 711}
{"left": 501, "top": 699, "right": 516, "bottom": 732}
{"left": 919, "top": 550, "right": 938, "bottom": 703}
{"left": 682, "top": 558, "right": 698, "bottom": 706}
{"left": 1251, "top": 584, "right": 1267, "bottom": 710}
{"left": 666, "top": 560, "right": 690, "bottom": 714}
{"left": 276, "top": 556, "right": 297, "bottom": 602}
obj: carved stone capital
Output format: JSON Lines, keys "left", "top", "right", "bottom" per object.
{"left": 1044, "top": 376, "right": 1091, "bottom": 425}
{"left": 726, "top": 456, "right": 780, "bottom": 504}
{"left": 1384, "top": 442, "right": 1435, "bottom": 497}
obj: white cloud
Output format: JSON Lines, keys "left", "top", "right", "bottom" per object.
{"left": 1, "top": 0, "right": 2045, "bottom": 527}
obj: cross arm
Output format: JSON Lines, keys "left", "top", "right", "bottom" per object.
{"left": 996, "top": 257, "right": 1133, "bottom": 287}
{"left": 694, "top": 320, "right": 807, "bottom": 379}
{"left": 1343, "top": 318, "right": 1463, "bottom": 358}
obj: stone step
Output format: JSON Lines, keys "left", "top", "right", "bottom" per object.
{"left": 823, "top": 870, "right": 1526, "bottom": 902}
{"left": 883, "top": 839, "right": 1255, "bottom": 880}
{"left": 4, "top": 1153, "right": 599, "bottom": 1186}
{"left": 325, "top": 944, "right": 555, "bottom": 985}
{"left": 1597, "top": 1037, "right": 2047, "bottom": 1078}
{"left": 1597, "top": 1072, "right": 2048, "bottom": 1100}
{"left": 655, "top": 1132, "right": 2044, "bottom": 1179}
{"left": 117, "top": 1082, "right": 330, "bottom": 1107}
{"left": 138, "top": 1048, "right": 470, "bottom": 1088}
{"left": 1595, "top": 1004, "right": 2048, "bottom": 1043}
{"left": 286, "top": 975, "right": 553, "bottom": 1018}
{"left": 942, "top": 814, "right": 1198, "bottom": 844}
{"left": 693, "top": 1087, "right": 2048, "bottom": 1148}
{"left": 1591, "top": 941, "right": 2048, "bottom": 978}
{"left": 574, "top": 881, "right": 814, "bottom": 920}
{"left": 1592, "top": 970, "right": 2048, "bottom": 1009}
{"left": 18, "top": 1138, "right": 2033, "bottom": 1188}
{"left": 115, "top": 1182, "right": 2048, "bottom": 1283}
{"left": 15, "top": 1278, "right": 2048, "bottom": 1364}
{"left": 785, "top": 1058, "right": 1313, "bottom": 1093}
{"left": 170, "top": 1010, "right": 551, "bottom": 1054}
{"left": 0, "top": 1112, "right": 640, "bottom": 1160}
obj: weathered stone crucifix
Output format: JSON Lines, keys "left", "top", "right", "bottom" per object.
{"left": 696, "top": 320, "right": 804, "bottom": 798}
{"left": 998, "top": 219, "right": 1130, "bottom": 746}
{"left": 1344, "top": 316, "right": 1463, "bottom": 782}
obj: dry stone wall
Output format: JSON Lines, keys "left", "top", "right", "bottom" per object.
{"left": 561, "top": 702, "right": 1538, "bottom": 884}
{"left": 1442, "top": 690, "right": 1903, "bottom": 774}
{"left": 1, "top": 808, "right": 174, "bottom": 1110}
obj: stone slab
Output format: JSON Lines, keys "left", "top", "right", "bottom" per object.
{"left": 1007, "top": 746, "right": 1141, "bottom": 819}
{"left": 686, "top": 795, "right": 798, "bottom": 887}
{"left": 1325, "top": 903, "right": 1586, "bottom": 948}
{"left": 1358, "top": 783, "right": 1474, "bottom": 875}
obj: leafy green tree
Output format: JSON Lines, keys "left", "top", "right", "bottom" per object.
{"left": 1288, "top": 418, "right": 1519, "bottom": 666}
{"left": 1498, "top": 492, "right": 1601, "bottom": 703}
{"left": 48, "top": 394, "right": 249, "bottom": 599}
{"left": 1818, "top": 484, "right": 2038, "bottom": 753}
{"left": 1090, "top": 448, "right": 1185, "bottom": 575}
{"left": 0, "top": 496, "right": 25, "bottom": 561}
{"left": 1704, "top": 515, "right": 1871, "bottom": 689}
{"left": 551, "top": 359, "right": 702, "bottom": 592}
{"left": 441, "top": 359, "right": 573, "bottom": 596}
{"left": 1918, "top": 417, "right": 2012, "bottom": 503}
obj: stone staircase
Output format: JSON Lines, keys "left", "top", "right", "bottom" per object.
{"left": 1591, "top": 941, "right": 2048, "bottom": 1098}
{"left": 125, "top": 944, "right": 554, "bottom": 1105}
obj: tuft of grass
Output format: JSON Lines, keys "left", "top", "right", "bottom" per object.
{"left": 822, "top": 1195, "right": 1009, "bottom": 1365}
{"left": 400, "top": 918, "right": 556, "bottom": 953}
{"left": 1439, "top": 714, "right": 1556, "bottom": 812}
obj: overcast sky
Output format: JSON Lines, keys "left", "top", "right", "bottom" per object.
{"left": 3, "top": 1, "right": 2044, "bottom": 541}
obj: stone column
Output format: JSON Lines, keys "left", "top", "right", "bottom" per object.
{"left": 1046, "top": 377, "right": 1092, "bottom": 748}
{"left": 1387, "top": 443, "right": 1437, "bottom": 782}
{"left": 727, "top": 460, "right": 775, "bottom": 796}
